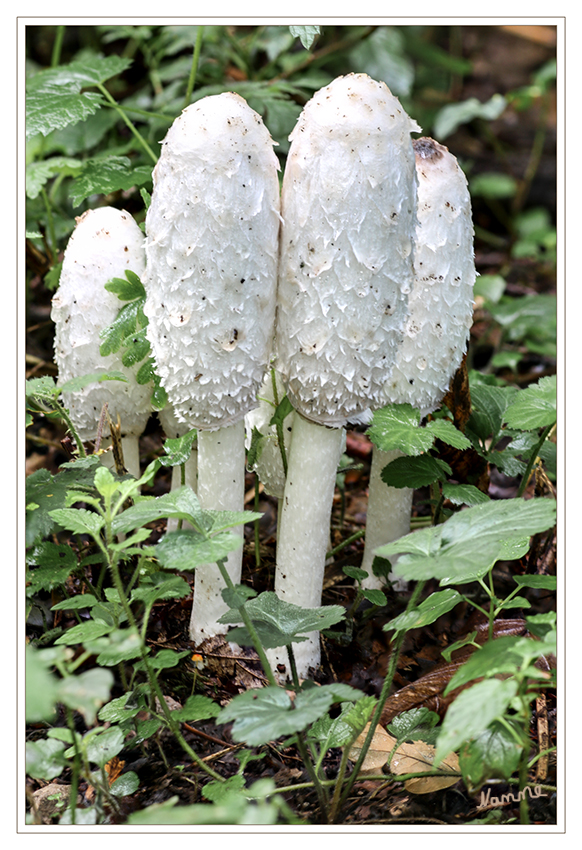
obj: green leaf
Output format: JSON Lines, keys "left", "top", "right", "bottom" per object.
{"left": 170, "top": 695, "right": 220, "bottom": 723}
{"left": 159, "top": 430, "right": 198, "bottom": 467}
{"left": 433, "top": 93, "right": 506, "bottom": 140}
{"left": 104, "top": 270, "right": 146, "bottom": 301}
{"left": 288, "top": 25, "right": 320, "bottom": 50}
{"left": 131, "top": 575, "right": 192, "bottom": 607}
{"left": 48, "top": 507, "right": 104, "bottom": 539}
{"left": 55, "top": 619, "right": 113, "bottom": 646}
{"left": 59, "top": 370, "right": 129, "bottom": 394}
{"left": 377, "top": 498, "right": 556, "bottom": 582}
{"left": 138, "top": 649, "right": 190, "bottom": 671}
{"left": 218, "top": 591, "right": 345, "bottom": 648}
{"left": 91, "top": 628, "right": 143, "bottom": 666}
{"left": 218, "top": 683, "right": 362, "bottom": 745}
{"left": 444, "top": 634, "right": 556, "bottom": 695}
{"left": 84, "top": 727, "right": 125, "bottom": 768}
{"left": 221, "top": 585, "right": 258, "bottom": 609}
{"left": 435, "top": 678, "right": 518, "bottom": 764}
{"left": 269, "top": 394, "right": 294, "bottom": 429}
{"left": 56, "top": 668, "right": 114, "bottom": 726}
{"left": 367, "top": 404, "right": 430, "bottom": 455}
{"left": 470, "top": 172, "right": 518, "bottom": 199}
{"left": 111, "top": 486, "right": 204, "bottom": 535}
{"left": 362, "top": 588, "right": 387, "bottom": 607}
{"left": 459, "top": 720, "right": 523, "bottom": 792}
{"left": 308, "top": 696, "right": 377, "bottom": 749}
{"left": 110, "top": 771, "right": 140, "bottom": 797}
{"left": 70, "top": 158, "right": 152, "bottom": 207}
{"left": 98, "top": 692, "right": 143, "bottom": 724}
{"left": 26, "top": 739, "right": 67, "bottom": 780}
{"left": 384, "top": 589, "right": 463, "bottom": 633}
{"left": 26, "top": 84, "right": 103, "bottom": 139}
{"left": 442, "top": 483, "right": 490, "bottom": 506}
{"left": 26, "top": 156, "right": 82, "bottom": 199}
{"left": 467, "top": 381, "right": 519, "bottom": 443}
{"left": 26, "top": 375, "right": 59, "bottom": 401}
{"left": 503, "top": 376, "right": 557, "bottom": 430}
{"left": 381, "top": 454, "right": 452, "bottom": 488}
{"left": 426, "top": 419, "right": 471, "bottom": 450}
{"left": 99, "top": 299, "right": 143, "bottom": 356}
{"left": 387, "top": 707, "right": 440, "bottom": 746}
{"left": 154, "top": 529, "right": 243, "bottom": 572}
{"left": 202, "top": 774, "right": 246, "bottom": 804}
{"left": 25, "top": 645, "right": 59, "bottom": 723}
{"left": 26, "top": 542, "right": 78, "bottom": 593}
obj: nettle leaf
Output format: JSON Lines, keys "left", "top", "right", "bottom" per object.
{"left": 384, "top": 589, "right": 463, "bottom": 633}
{"left": 218, "top": 591, "right": 345, "bottom": 648}
{"left": 26, "top": 83, "right": 103, "bottom": 139}
{"left": 26, "top": 542, "right": 78, "bottom": 593}
{"left": 377, "top": 498, "right": 556, "bottom": 582}
{"left": 381, "top": 454, "right": 452, "bottom": 489}
{"left": 70, "top": 157, "right": 153, "bottom": 207}
{"left": 48, "top": 507, "right": 104, "bottom": 539}
{"left": 503, "top": 375, "right": 557, "bottom": 431}
{"left": 218, "top": 683, "right": 362, "bottom": 745}
{"left": 435, "top": 678, "right": 518, "bottom": 765}
{"left": 367, "top": 404, "right": 431, "bottom": 455}
{"left": 154, "top": 529, "right": 243, "bottom": 572}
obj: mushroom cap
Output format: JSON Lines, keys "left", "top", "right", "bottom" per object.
{"left": 143, "top": 92, "right": 281, "bottom": 431}
{"left": 51, "top": 207, "right": 151, "bottom": 442}
{"left": 274, "top": 73, "right": 420, "bottom": 427}
{"left": 383, "top": 138, "right": 476, "bottom": 416}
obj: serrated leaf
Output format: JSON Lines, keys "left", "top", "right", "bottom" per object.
{"left": 26, "top": 542, "right": 78, "bottom": 593}
{"left": 459, "top": 720, "right": 523, "bottom": 792}
{"left": 26, "top": 375, "right": 58, "bottom": 400}
{"left": 26, "top": 156, "right": 82, "bottom": 199}
{"left": 70, "top": 158, "right": 152, "bottom": 207}
{"left": 26, "top": 84, "right": 103, "bottom": 139}
{"left": 377, "top": 498, "right": 556, "bottom": 582}
{"left": 159, "top": 430, "right": 198, "bottom": 467}
{"left": 170, "top": 694, "right": 220, "bottom": 722}
{"left": 435, "top": 678, "right": 518, "bottom": 764}
{"left": 367, "top": 404, "right": 431, "bottom": 455}
{"left": 104, "top": 270, "right": 145, "bottom": 301}
{"left": 48, "top": 507, "right": 104, "bottom": 538}
{"left": 387, "top": 707, "right": 440, "bottom": 745}
{"left": 154, "top": 529, "right": 243, "bottom": 572}
{"left": 218, "top": 591, "right": 345, "bottom": 647}
{"left": 26, "top": 458, "right": 102, "bottom": 545}
{"left": 442, "top": 483, "right": 490, "bottom": 506}
{"left": 503, "top": 375, "right": 557, "bottom": 430}
{"left": 130, "top": 575, "right": 192, "bottom": 606}
{"left": 384, "top": 589, "right": 463, "bottom": 633}
{"left": 59, "top": 370, "right": 129, "bottom": 394}
{"left": 426, "top": 419, "right": 471, "bottom": 450}
{"left": 99, "top": 299, "right": 142, "bottom": 356}
{"left": 55, "top": 619, "right": 113, "bottom": 646}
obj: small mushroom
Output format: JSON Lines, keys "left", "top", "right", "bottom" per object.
{"left": 51, "top": 207, "right": 151, "bottom": 477}
{"left": 361, "top": 137, "right": 477, "bottom": 590}
{"left": 143, "top": 93, "right": 281, "bottom": 643}
{"left": 272, "top": 74, "right": 419, "bottom": 677}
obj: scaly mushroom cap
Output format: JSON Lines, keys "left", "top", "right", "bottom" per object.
{"left": 384, "top": 138, "right": 476, "bottom": 416}
{"left": 275, "top": 73, "right": 420, "bottom": 427}
{"left": 143, "top": 93, "right": 281, "bottom": 431}
{"left": 51, "top": 207, "right": 151, "bottom": 442}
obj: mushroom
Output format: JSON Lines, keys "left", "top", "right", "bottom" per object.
{"left": 271, "top": 74, "right": 419, "bottom": 677}
{"left": 143, "top": 93, "right": 281, "bottom": 643}
{"left": 51, "top": 207, "right": 151, "bottom": 477}
{"left": 361, "top": 137, "right": 476, "bottom": 590}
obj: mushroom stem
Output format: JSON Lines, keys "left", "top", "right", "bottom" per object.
{"left": 361, "top": 449, "right": 412, "bottom": 591}
{"left": 189, "top": 419, "right": 246, "bottom": 644}
{"left": 268, "top": 414, "right": 344, "bottom": 677}
{"left": 120, "top": 435, "right": 142, "bottom": 482}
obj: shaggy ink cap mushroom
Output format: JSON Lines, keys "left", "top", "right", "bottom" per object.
{"left": 361, "top": 138, "right": 477, "bottom": 591}
{"left": 143, "top": 93, "right": 281, "bottom": 644}
{"left": 275, "top": 73, "right": 420, "bottom": 427}
{"left": 143, "top": 92, "right": 281, "bottom": 432}
{"left": 51, "top": 207, "right": 151, "bottom": 466}
{"left": 271, "top": 74, "right": 419, "bottom": 678}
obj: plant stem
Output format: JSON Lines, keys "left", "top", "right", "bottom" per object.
{"left": 214, "top": 558, "right": 278, "bottom": 688}
{"left": 516, "top": 423, "right": 554, "bottom": 498}
{"left": 96, "top": 83, "right": 159, "bottom": 165}
{"left": 51, "top": 26, "right": 65, "bottom": 67}
{"left": 333, "top": 580, "right": 426, "bottom": 820}
{"left": 184, "top": 26, "right": 204, "bottom": 109}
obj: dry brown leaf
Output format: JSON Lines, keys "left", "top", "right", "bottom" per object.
{"left": 391, "top": 740, "right": 461, "bottom": 794}
{"left": 348, "top": 723, "right": 461, "bottom": 793}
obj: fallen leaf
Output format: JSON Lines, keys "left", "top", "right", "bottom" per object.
{"left": 348, "top": 723, "right": 398, "bottom": 774}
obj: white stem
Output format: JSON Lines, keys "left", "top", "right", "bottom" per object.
{"left": 167, "top": 450, "right": 198, "bottom": 532}
{"left": 120, "top": 435, "right": 141, "bottom": 481}
{"left": 268, "top": 414, "right": 344, "bottom": 679}
{"left": 361, "top": 448, "right": 413, "bottom": 591}
{"left": 189, "top": 421, "right": 245, "bottom": 643}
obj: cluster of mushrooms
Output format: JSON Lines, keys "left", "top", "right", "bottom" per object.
{"left": 51, "top": 73, "right": 476, "bottom": 679}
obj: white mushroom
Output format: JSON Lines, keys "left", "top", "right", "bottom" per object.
{"left": 362, "top": 137, "right": 476, "bottom": 590}
{"left": 271, "top": 74, "right": 419, "bottom": 677}
{"left": 143, "top": 93, "right": 281, "bottom": 643}
{"left": 51, "top": 207, "right": 151, "bottom": 478}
